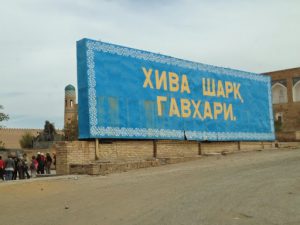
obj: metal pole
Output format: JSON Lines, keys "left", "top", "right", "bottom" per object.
{"left": 95, "top": 138, "right": 99, "bottom": 160}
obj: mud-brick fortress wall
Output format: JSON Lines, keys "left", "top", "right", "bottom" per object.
{"left": 55, "top": 140, "right": 275, "bottom": 175}
{"left": 0, "top": 128, "right": 42, "bottom": 149}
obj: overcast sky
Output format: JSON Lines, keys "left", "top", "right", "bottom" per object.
{"left": 0, "top": 0, "right": 299, "bottom": 129}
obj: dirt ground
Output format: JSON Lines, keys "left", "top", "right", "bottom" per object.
{"left": 1, "top": 148, "right": 300, "bottom": 225}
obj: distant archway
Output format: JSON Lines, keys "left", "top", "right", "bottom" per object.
{"left": 293, "top": 80, "right": 300, "bottom": 102}
{"left": 272, "top": 83, "right": 287, "bottom": 104}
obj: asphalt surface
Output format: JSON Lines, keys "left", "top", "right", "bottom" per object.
{"left": 1, "top": 148, "right": 300, "bottom": 225}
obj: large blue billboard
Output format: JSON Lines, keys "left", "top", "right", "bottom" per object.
{"left": 77, "top": 38, "right": 275, "bottom": 141}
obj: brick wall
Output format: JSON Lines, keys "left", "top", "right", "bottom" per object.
{"left": 276, "top": 131, "right": 296, "bottom": 141}
{"left": 296, "top": 131, "right": 300, "bottom": 140}
{"left": 98, "top": 140, "right": 153, "bottom": 161}
{"left": 273, "top": 104, "right": 300, "bottom": 132}
{"left": 156, "top": 140, "right": 199, "bottom": 158}
{"left": 262, "top": 142, "right": 274, "bottom": 149}
{"left": 266, "top": 68, "right": 300, "bottom": 104}
{"left": 266, "top": 68, "right": 300, "bottom": 136}
{"left": 55, "top": 140, "right": 278, "bottom": 175}
{"left": 55, "top": 142, "right": 68, "bottom": 175}
{"left": 55, "top": 141, "right": 95, "bottom": 175}
{"left": 278, "top": 142, "right": 300, "bottom": 148}
{"left": 239, "top": 142, "right": 263, "bottom": 151}
{"left": 201, "top": 142, "right": 239, "bottom": 154}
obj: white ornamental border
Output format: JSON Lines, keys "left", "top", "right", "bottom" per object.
{"left": 85, "top": 40, "right": 274, "bottom": 140}
{"left": 185, "top": 131, "right": 274, "bottom": 141}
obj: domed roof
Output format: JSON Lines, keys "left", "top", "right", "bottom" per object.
{"left": 65, "top": 84, "right": 76, "bottom": 91}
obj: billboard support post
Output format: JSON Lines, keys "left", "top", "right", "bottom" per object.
{"left": 95, "top": 138, "right": 99, "bottom": 160}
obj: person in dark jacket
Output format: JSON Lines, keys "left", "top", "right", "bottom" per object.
{"left": 45, "top": 153, "right": 52, "bottom": 174}
{"left": 4, "top": 154, "right": 15, "bottom": 181}
{"left": 23, "top": 153, "right": 30, "bottom": 179}
{"left": 53, "top": 153, "right": 56, "bottom": 170}
{"left": 12, "top": 156, "right": 18, "bottom": 180}
{"left": 37, "top": 152, "right": 45, "bottom": 174}
{"left": 17, "top": 156, "right": 25, "bottom": 179}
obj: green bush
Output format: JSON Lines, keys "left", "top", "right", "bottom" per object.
{"left": 19, "top": 132, "right": 34, "bottom": 148}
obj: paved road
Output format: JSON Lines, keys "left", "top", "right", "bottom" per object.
{"left": 1, "top": 149, "right": 300, "bottom": 225}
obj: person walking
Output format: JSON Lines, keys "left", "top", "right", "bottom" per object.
{"left": 12, "top": 156, "right": 18, "bottom": 180}
{"left": 53, "top": 153, "right": 56, "bottom": 170}
{"left": 36, "top": 152, "right": 42, "bottom": 174}
{"left": 0, "top": 156, "right": 5, "bottom": 181}
{"left": 45, "top": 153, "right": 52, "bottom": 174}
{"left": 4, "top": 154, "right": 15, "bottom": 181}
{"left": 17, "top": 156, "right": 25, "bottom": 179}
{"left": 37, "top": 152, "right": 45, "bottom": 174}
{"left": 30, "top": 156, "right": 38, "bottom": 178}
{"left": 23, "top": 154, "right": 30, "bottom": 179}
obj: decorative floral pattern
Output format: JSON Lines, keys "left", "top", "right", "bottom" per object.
{"left": 185, "top": 131, "right": 274, "bottom": 140}
{"left": 90, "top": 127, "right": 183, "bottom": 139}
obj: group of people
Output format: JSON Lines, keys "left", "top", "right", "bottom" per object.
{"left": 0, "top": 152, "right": 56, "bottom": 181}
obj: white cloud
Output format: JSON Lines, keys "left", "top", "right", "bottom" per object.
{"left": 0, "top": 0, "right": 299, "bottom": 128}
